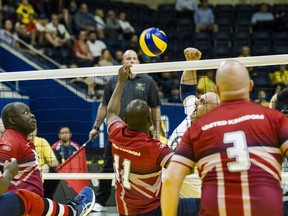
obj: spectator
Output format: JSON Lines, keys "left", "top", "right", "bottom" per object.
{"left": 94, "top": 8, "right": 106, "bottom": 39}
{"left": 194, "top": 0, "right": 217, "bottom": 32}
{"left": 73, "top": 30, "right": 94, "bottom": 67}
{"left": 106, "top": 10, "right": 121, "bottom": 41}
{"left": 52, "top": 126, "right": 81, "bottom": 164}
{"left": 0, "top": 19, "right": 15, "bottom": 46}
{"left": 16, "top": 0, "right": 36, "bottom": 24}
{"left": 14, "top": 23, "right": 37, "bottom": 53}
{"left": 45, "top": 13, "right": 71, "bottom": 63}
{"left": 98, "top": 48, "right": 116, "bottom": 66}
{"left": 238, "top": 46, "right": 253, "bottom": 73}
{"left": 35, "top": 14, "right": 48, "bottom": 46}
{"left": 125, "top": 34, "right": 141, "bottom": 54}
{"left": 46, "top": 14, "right": 71, "bottom": 47}
{"left": 197, "top": 69, "right": 216, "bottom": 96}
{"left": 175, "top": 0, "right": 197, "bottom": 13}
{"left": 28, "top": 127, "right": 60, "bottom": 199}
{"left": 269, "top": 65, "right": 288, "bottom": 94}
{"left": 113, "top": 50, "right": 123, "bottom": 65}
{"left": 254, "top": 90, "right": 270, "bottom": 107}
{"left": 83, "top": 64, "right": 109, "bottom": 100}
{"left": 87, "top": 31, "right": 107, "bottom": 64}
{"left": 118, "top": 11, "right": 135, "bottom": 41}
{"left": 89, "top": 50, "right": 162, "bottom": 212}
{"left": 251, "top": 3, "right": 274, "bottom": 31}
{"left": 73, "top": 3, "right": 97, "bottom": 33}
{"left": 25, "top": 13, "right": 37, "bottom": 46}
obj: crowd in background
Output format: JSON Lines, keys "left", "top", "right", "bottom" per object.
{"left": 0, "top": 0, "right": 287, "bottom": 104}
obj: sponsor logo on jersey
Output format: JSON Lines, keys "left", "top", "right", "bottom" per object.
{"left": 2, "top": 145, "right": 11, "bottom": 151}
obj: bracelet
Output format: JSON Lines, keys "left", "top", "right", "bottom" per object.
{"left": 93, "top": 126, "right": 100, "bottom": 131}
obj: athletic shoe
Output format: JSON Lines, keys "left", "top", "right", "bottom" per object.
{"left": 67, "top": 186, "right": 95, "bottom": 216}
{"left": 92, "top": 203, "right": 107, "bottom": 212}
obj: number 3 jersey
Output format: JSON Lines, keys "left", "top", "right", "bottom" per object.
{"left": 174, "top": 100, "right": 288, "bottom": 216}
{"left": 108, "top": 118, "right": 173, "bottom": 216}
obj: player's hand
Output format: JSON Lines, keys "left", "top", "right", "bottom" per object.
{"left": 4, "top": 158, "right": 19, "bottom": 179}
{"left": 89, "top": 128, "right": 99, "bottom": 140}
{"left": 184, "top": 48, "right": 202, "bottom": 61}
{"left": 118, "top": 64, "right": 132, "bottom": 83}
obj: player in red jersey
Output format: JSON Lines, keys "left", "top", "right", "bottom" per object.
{"left": 106, "top": 64, "right": 201, "bottom": 215}
{"left": 0, "top": 102, "right": 43, "bottom": 196}
{"left": 0, "top": 102, "right": 95, "bottom": 216}
{"left": 162, "top": 60, "right": 288, "bottom": 216}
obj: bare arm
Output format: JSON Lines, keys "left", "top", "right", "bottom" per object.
{"left": 161, "top": 161, "right": 192, "bottom": 216}
{"left": 0, "top": 158, "right": 19, "bottom": 195}
{"left": 106, "top": 64, "right": 132, "bottom": 126}
{"left": 181, "top": 47, "right": 202, "bottom": 85}
{"left": 89, "top": 103, "right": 107, "bottom": 140}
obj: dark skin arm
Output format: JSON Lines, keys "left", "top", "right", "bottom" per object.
{"left": 106, "top": 64, "right": 132, "bottom": 126}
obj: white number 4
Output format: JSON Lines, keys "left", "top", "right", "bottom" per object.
{"left": 224, "top": 131, "right": 251, "bottom": 172}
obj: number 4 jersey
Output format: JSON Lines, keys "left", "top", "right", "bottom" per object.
{"left": 108, "top": 118, "right": 173, "bottom": 215}
{"left": 174, "top": 100, "right": 288, "bottom": 216}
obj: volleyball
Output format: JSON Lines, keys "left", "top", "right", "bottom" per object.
{"left": 139, "top": 27, "right": 168, "bottom": 57}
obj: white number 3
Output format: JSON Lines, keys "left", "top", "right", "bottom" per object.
{"left": 224, "top": 131, "right": 251, "bottom": 172}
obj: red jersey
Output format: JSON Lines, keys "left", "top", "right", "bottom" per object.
{"left": 108, "top": 118, "right": 173, "bottom": 215}
{"left": 174, "top": 100, "right": 288, "bottom": 216}
{"left": 0, "top": 129, "right": 43, "bottom": 196}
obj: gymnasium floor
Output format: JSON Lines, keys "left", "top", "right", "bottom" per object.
{"left": 90, "top": 206, "right": 118, "bottom": 215}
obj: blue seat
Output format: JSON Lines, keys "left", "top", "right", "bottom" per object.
{"left": 235, "top": 4, "right": 253, "bottom": 19}
{"left": 272, "top": 45, "right": 288, "bottom": 55}
{"left": 212, "top": 46, "right": 231, "bottom": 58}
{"left": 216, "top": 18, "right": 232, "bottom": 32}
{"left": 252, "top": 46, "right": 272, "bottom": 56}
{"left": 234, "top": 18, "right": 251, "bottom": 32}
{"left": 232, "top": 32, "right": 251, "bottom": 47}
{"left": 213, "top": 32, "right": 231, "bottom": 47}
{"left": 272, "top": 32, "right": 288, "bottom": 46}
{"left": 193, "top": 32, "right": 212, "bottom": 50}
{"left": 251, "top": 32, "right": 271, "bottom": 46}
{"left": 273, "top": 4, "right": 288, "bottom": 14}
{"left": 215, "top": 4, "right": 235, "bottom": 19}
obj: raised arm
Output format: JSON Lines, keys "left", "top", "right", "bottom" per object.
{"left": 106, "top": 64, "right": 132, "bottom": 126}
{"left": 180, "top": 48, "right": 202, "bottom": 100}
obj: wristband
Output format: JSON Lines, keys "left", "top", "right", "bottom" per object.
{"left": 93, "top": 126, "right": 100, "bottom": 131}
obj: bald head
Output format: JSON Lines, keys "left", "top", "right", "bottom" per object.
{"left": 192, "top": 92, "right": 219, "bottom": 121}
{"left": 122, "top": 50, "right": 140, "bottom": 65}
{"left": 124, "top": 99, "right": 152, "bottom": 133}
{"left": 216, "top": 60, "right": 253, "bottom": 102}
{"left": 1, "top": 102, "right": 36, "bottom": 136}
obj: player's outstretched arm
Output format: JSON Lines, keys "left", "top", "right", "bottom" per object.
{"left": 106, "top": 64, "right": 132, "bottom": 126}
{"left": 0, "top": 158, "right": 18, "bottom": 195}
{"left": 181, "top": 48, "right": 202, "bottom": 85}
{"left": 180, "top": 47, "right": 202, "bottom": 102}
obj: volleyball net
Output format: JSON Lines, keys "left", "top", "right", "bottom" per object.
{"left": 1, "top": 53, "right": 288, "bottom": 183}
